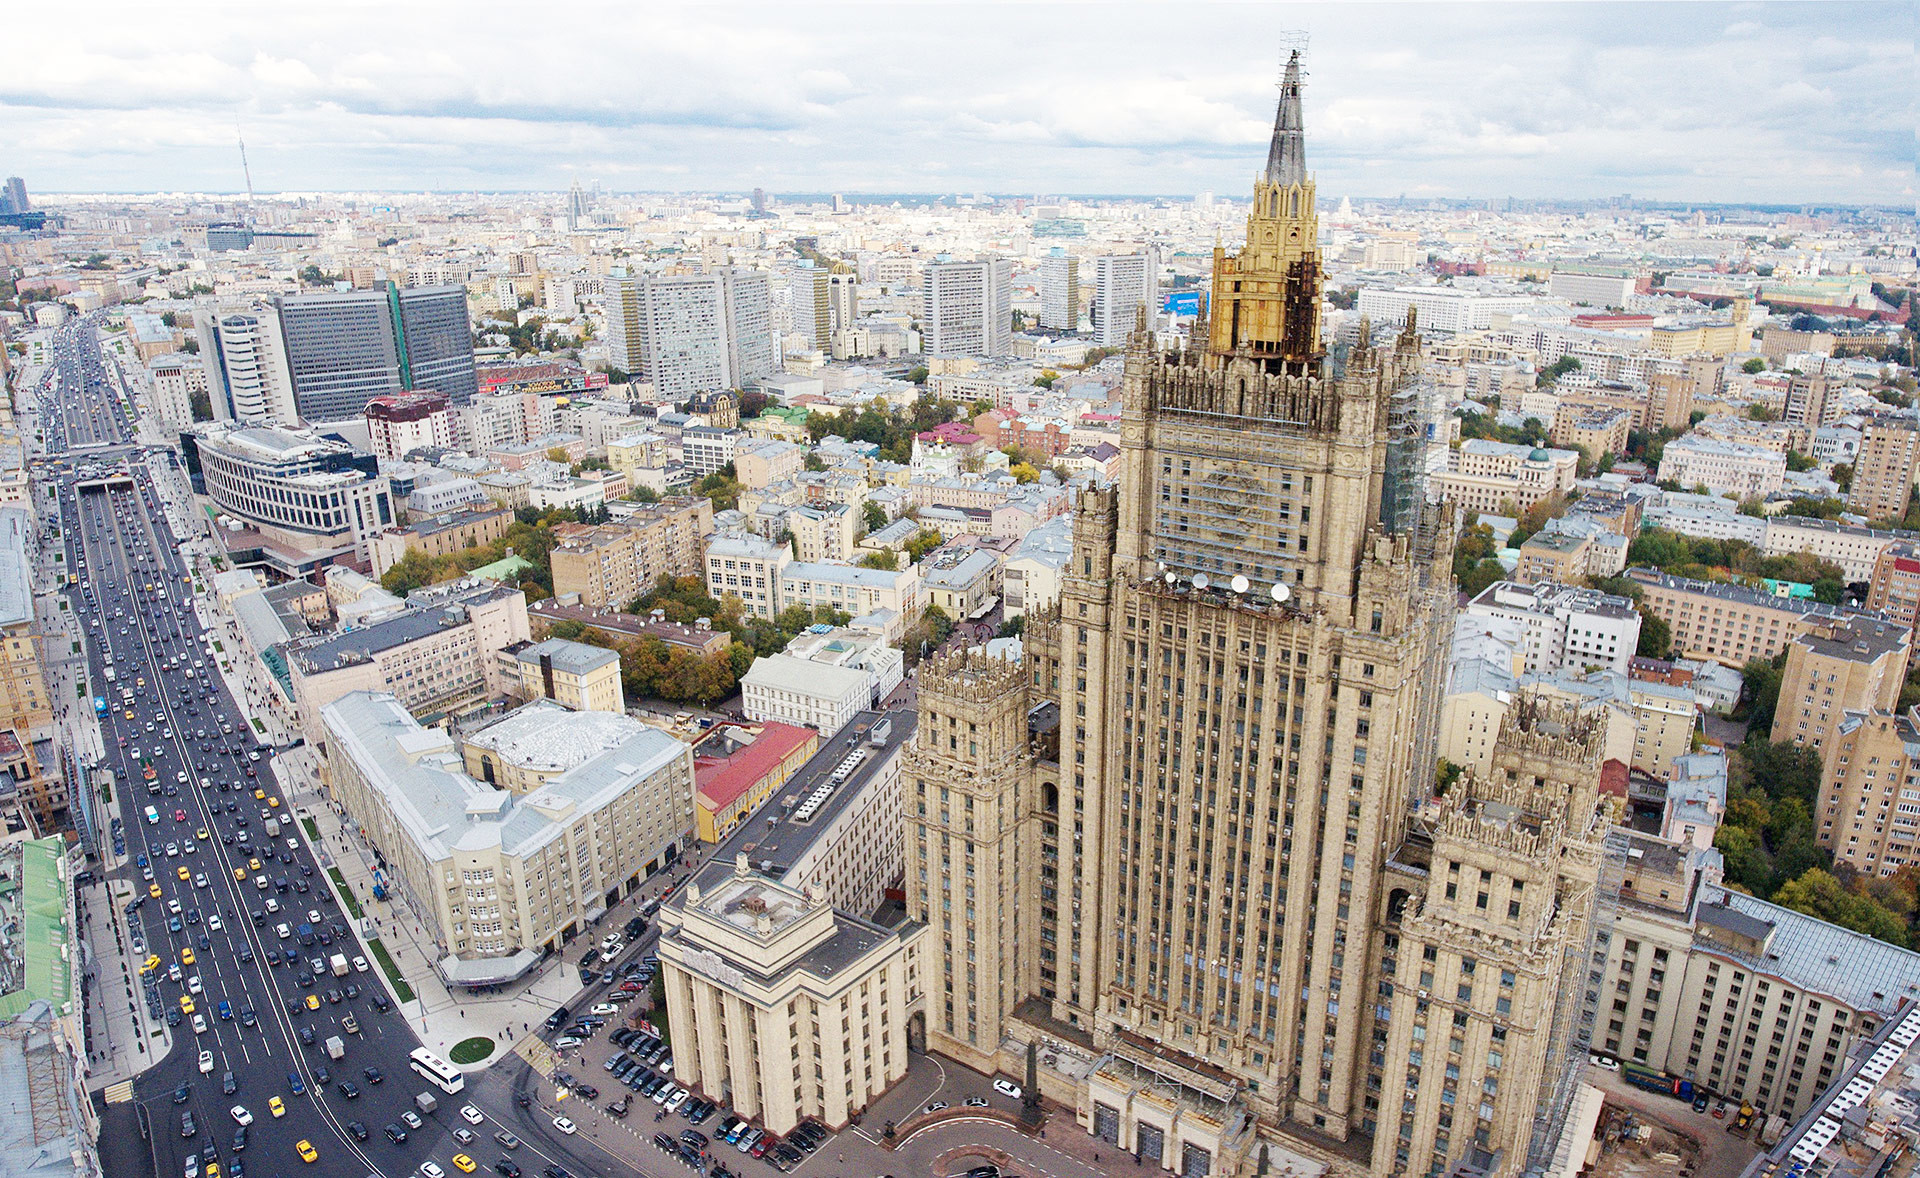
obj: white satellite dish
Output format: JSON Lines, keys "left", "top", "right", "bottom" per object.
{"left": 1192, "top": 573, "right": 1211, "bottom": 590}
{"left": 1270, "top": 581, "right": 1291, "bottom": 603}
{"left": 1230, "top": 574, "right": 1250, "bottom": 594}
{"left": 1164, "top": 571, "right": 1177, "bottom": 585}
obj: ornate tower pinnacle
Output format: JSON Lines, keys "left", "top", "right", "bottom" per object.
{"left": 1265, "top": 49, "right": 1308, "bottom": 187}
{"left": 1205, "top": 45, "right": 1323, "bottom": 375}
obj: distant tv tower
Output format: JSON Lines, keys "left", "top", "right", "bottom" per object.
{"left": 237, "top": 117, "right": 255, "bottom": 204}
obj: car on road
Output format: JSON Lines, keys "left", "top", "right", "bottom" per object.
{"left": 346, "top": 1120, "right": 369, "bottom": 1141}
{"left": 494, "top": 1163, "right": 522, "bottom": 1178}
{"left": 1588, "top": 1054, "right": 1620, "bottom": 1072}
{"left": 384, "top": 1124, "right": 408, "bottom": 1144}
{"left": 337, "top": 1080, "right": 361, "bottom": 1099}
{"left": 461, "top": 1104, "right": 485, "bottom": 1125}
{"left": 229, "top": 1106, "right": 252, "bottom": 1126}
{"left": 421, "top": 1164, "right": 446, "bottom": 1178}
{"left": 267, "top": 1098, "right": 284, "bottom": 1118}
{"left": 553, "top": 1036, "right": 582, "bottom": 1050}
{"left": 198, "top": 1050, "right": 213, "bottom": 1073}
{"left": 552, "top": 1116, "right": 577, "bottom": 1135}
{"left": 363, "top": 1066, "right": 383, "bottom": 1085}
{"left": 493, "top": 1131, "right": 520, "bottom": 1150}
{"left": 924, "top": 1101, "right": 949, "bottom": 1113}
{"left": 400, "top": 1110, "right": 423, "bottom": 1130}
{"left": 993, "top": 1078, "right": 1023, "bottom": 1099}
{"left": 294, "top": 1140, "right": 317, "bottom": 1164}
{"left": 453, "top": 1157, "right": 477, "bottom": 1174}
{"left": 965, "top": 1096, "right": 989, "bottom": 1108}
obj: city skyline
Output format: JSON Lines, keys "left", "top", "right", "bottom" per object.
{"left": 4, "top": 2, "right": 1910, "bottom": 205}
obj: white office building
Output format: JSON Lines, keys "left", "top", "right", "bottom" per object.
{"left": 1355, "top": 286, "right": 1535, "bottom": 335}
{"left": 602, "top": 269, "right": 775, "bottom": 396}
{"left": 1039, "top": 253, "right": 1080, "bottom": 332}
{"left": 1092, "top": 251, "right": 1159, "bottom": 347}
{"left": 193, "top": 299, "right": 297, "bottom": 423}
{"left": 741, "top": 627, "right": 904, "bottom": 739}
{"left": 1464, "top": 580, "right": 1644, "bottom": 676}
{"left": 925, "top": 259, "right": 1014, "bottom": 357}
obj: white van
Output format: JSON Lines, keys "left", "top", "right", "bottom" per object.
{"left": 145, "top": 806, "right": 159, "bottom": 825}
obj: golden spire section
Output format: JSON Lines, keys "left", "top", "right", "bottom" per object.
{"left": 1206, "top": 49, "right": 1323, "bottom": 373}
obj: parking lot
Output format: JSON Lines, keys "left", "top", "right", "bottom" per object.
{"left": 532, "top": 940, "right": 845, "bottom": 1178}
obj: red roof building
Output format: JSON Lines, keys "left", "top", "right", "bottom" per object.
{"left": 692, "top": 721, "right": 819, "bottom": 843}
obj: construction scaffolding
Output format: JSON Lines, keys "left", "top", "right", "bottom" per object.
{"left": 1524, "top": 826, "right": 1631, "bottom": 1174}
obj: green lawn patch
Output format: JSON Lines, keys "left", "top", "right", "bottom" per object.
{"left": 250, "top": 717, "right": 265, "bottom": 733}
{"left": 366, "top": 939, "right": 415, "bottom": 1003}
{"left": 448, "top": 1037, "right": 495, "bottom": 1065}
{"left": 212, "top": 640, "right": 224, "bottom": 653}
{"left": 328, "top": 868, "right": 364, "bottom": 920}
{"left": 301, "top": 816, "right": 321, "bottom": 842}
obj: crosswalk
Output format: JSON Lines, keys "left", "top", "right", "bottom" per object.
{"left": 102, "top": 1080, "right": 134, "bottom": 1104}
{"left": 517, "top": 1037, "right": 557, "bottom": 1078}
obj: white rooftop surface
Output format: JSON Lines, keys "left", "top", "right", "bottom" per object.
{"left": 322, "top": 692, "right": 688, "bottom": 862}
{"left": 0, "top": 510, "right": 34, "bottom": 628}
{"left": 743, "top": 653, "right": 871, "bottom": 698}
{"left": 462, "top": 698, "right": 648, "bottom": 774}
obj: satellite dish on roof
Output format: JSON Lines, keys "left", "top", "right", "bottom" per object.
{"left": 1192, "top": 573, "right": 1210, "bottom": 590}
{"left": 1270, "top": 581, "right": 1292, "bottom": 603}
{"left": 1230, "top": 574, "right": 1250, "bottom": 594}
{"left": 1164, "top": 572, "right": 1177, "bottom": 585}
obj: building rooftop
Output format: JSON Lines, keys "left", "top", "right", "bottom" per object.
{"left": 919, "top": 546, "right": 1000, "bottom": 589}
{"left": 0, "top": 510, "right": 33, "bottom": 629}
{"left": 513, "top": 637, "right": 620, "bottom": 678}
{"left": 1745, "top": 998, "right": 1920, "bottom": 1177}
{"left": 464, "top": 698, "right": 642, "bottom": 774}
{"left": 742, "top": 652, "right": 872, "bottom": 700}
{"left": 694, "top": 721, "right": 820, "bottom": 815}
{"left": 706, "top": 709, "right": 916, "bottom": 879}
{"left": 1791, "top": 616, "right": 1911, "bottom": 665}
{"left": 1695, "top": 883, "right": 1920, "bottom": 1018}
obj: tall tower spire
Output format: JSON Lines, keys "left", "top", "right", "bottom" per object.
{"left": 1204, "top": 44, "right": 1323, "bottom": 373}
{"left": 1265, "top": 49, "right": 1307, "bottom": 187}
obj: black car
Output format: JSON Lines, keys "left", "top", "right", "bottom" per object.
{"left": 338, "top": 1080, "right": 361, "bottom": 1099}
{"left": 542, "top": 1168, "right": 573, "bottom": 1178}
{"left": 314, "top": 1065, "right": 330, "bottom": 1086}
{"left": 363, "top": 1066, "right": 384, "bottom": 1085}
{"left": 231, "top": 1126, "right": 248, "bottom": 1153}
{"left": 680, "top": 1131, "right": 709, "bottom": 1149}
{"left": 346, "top": 1120, "right": 369, "bottom": 1140}
{"left": 298, "top": 1025, "right": 315, "bottom": 1046}
{"left": 371, "top": 991, "right": 392, "bottom": 1012}
{"left": 172, "top": 1084, "right": 192, "bottom": 1104}
{"left": 384, "top": 1124, "right": 408, "bottom": 1144}
{"left": 221, "top": 1071, "right": 237, "bottom": 1095}
{"left": 653, "top": 1134, "right": 678, "bottom": 1153}
{"left": 572, "top": 1083, "right": 599, "bottom": 1100}
{"left": 495, "top": 1163, "right": 522, "bottom": 1178}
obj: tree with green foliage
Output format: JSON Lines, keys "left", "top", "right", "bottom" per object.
{"left": 1636, "top": 613, "right": 1671, "bottom": 660}
{"left": 907, "top": 366, "right": 929, "bottom": 385}
{"left": 1772, "top": 869, "right": 1911, "bottom": 948}
{"left": 1452, "top": 522, "right": 1505, "bottom": 596}
{"left": 857, "top": 550, "right": 898, "bottom": 571}
{"left": 626, "top": 485, "right": 660, "bottom": 504}
{"left": 1785, "top": 495, "right": 1846, "bottom": 520}
{"left": 862, "top": 501, "right": 887, "bottom": 534}
{"left": 1738, "top": 657, "right": 1786, "bottom": 729}
{"left": 1741, "top": 357, "right": 1768, "bottom": 374}
{"left": 1783, "top": 450, "right": 1816, "bottom": 473}
{"left": 696, "top": 469, "right": 742, "bottom": 512}
{"left": 1535, "top": 356, "right": 1582, "bottom": 387}
{"left": 903, "top": 528, "right": 944, "bottom": 563}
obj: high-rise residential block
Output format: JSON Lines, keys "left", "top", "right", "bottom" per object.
{"left": 0, "top": 178, "right": 27, "bottom": 215}
{"left": 828, "top": 272, "right": 858, "bottom": 333}
{"left": 601, "top": 270, "right": 775, "bottom": 397}
{"left": 194, "top": 300, "right": 297, "bottom": 423}
{"left": 1091, "top": 250, "right": 1159, "bottom": 347}
{"left": 1821, "top": 707, "right": 1920, "bottom": 875}
{"left": 1770, "top": 617, "right": 1909, "bottom": 755}
{"left": 791, "top": 267, "right": 831, "bottom": 351}
{"left": 925, "top": 259, "right": 1014, "bottom": 357}
{"left": 1848, "top": 415, "right": 1920, "bottom": 522}
{"left": 1040, "top": 253, "right": 1080, "bottom": 332}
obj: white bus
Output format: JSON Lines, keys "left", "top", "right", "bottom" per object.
{"left": 409, "top": 1047, "right": 465, "bottom": 1094}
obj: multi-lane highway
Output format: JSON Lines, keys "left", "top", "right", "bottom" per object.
{"left": 37, "top": 321, "right": 643, "bottom": 1178}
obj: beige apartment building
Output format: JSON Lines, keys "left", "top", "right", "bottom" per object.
{"left": 288, "top": 578, "right": 532, "bottom": 746}
{"left": 1866, "top": 540, "right": 1920, "bottom": 636}
{"left": 1625, "top": 568, "right": 1862, "bottom": 668}
{"left": 1770, "top": 618, "right": 1908, "bottom": 754}
{"left": 321, "top": 692, "right": 696, "bottom": 985}
{"left": 366, "top": 506, "right": 512, "bottom": 578}
{"left": 1431, "top": 439, "right": 1580, "bottom": 516}
{"left": 1818, "top": 708, "right": 1920, "bottom": 876}
{"left": 1848, "top": 416, "right": 1920, "bottom": 522}
{"left": 1596, "top": 830, "right": 1920, "bottom": 1125}
{"left": 786, "top": 504, "right": 856, "bottom": 564}
{"left": 549, "top": 496, "right": 713, "bottom": 609}
{"left": 658, "top": 859, "right": 925, "bottom": 1135}
{"left": 1552, "top": 406, "right": 1630, "bottom": 462}
{"left": 1764, "top": 516, "right": 1906, "bottom": 583}
{"left": 0, "top": 510, "right": 50, "bottom": 738}
{"left": 507, "top": 637, "right": 625, "bottom": 714}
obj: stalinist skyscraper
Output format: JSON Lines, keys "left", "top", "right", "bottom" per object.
{"left": 905, "top": 49, "right": 1613, "bottom": 1178}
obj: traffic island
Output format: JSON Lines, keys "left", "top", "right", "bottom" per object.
{"left": 449, "top": 1037, "right": 496, "bottom": 1065}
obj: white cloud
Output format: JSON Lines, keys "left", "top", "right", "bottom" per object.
{"left": 0, "top": 1, "right": 1908, "bottom": 202}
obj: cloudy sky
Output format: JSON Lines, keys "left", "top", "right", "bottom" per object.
{"left": 5, "top": 2, "right": 1910, "bottom": 204}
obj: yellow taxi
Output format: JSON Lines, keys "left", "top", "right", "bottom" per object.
{"left": 148, "top": 883, "right": 163, "bottom": 899}
{"left": 196, "top": 828, "right": 210, "bottom": 841}
{"left": 181, "top": 947, "right": 195, "bottom": 965}
{"left": 205, "top": 1166, "right": 220, "bottom": 1178}
{"left": 136, "top": 677, "right": 146, "bottom": 688}
{"left": 452, "top": 1155, "right": 477, "bottom": 1173}
{"left": 304, "top": 994, "right": 320, "bottom": 1011}
{"left": 179, "top": 995, "right": 194, "bottom": 1014}
{"left": 248, "top": 858, "right": 262, "bottom": 872}
{"left": 232, "top": 867, "right": 246, "bottom": 881}
{"left": 268, "top": 1096, "right": 285, "bottom": 1118}
{"left": 295, "top": 1140, "right": 318, "bottom": 1164}
{"left": 267, "top": 796, "right": 281, "bottom": 809}
{"left": 177, "top": 866, "right": 190, "bottom": 881}
{"left": 140, "top": 955, "right": 161, "bottom": 975}
{"left": 123, "top": 710, "right": 134, "bottom": 721}
{"left": 254, "top": 789, "right": 266, "bottom": 801}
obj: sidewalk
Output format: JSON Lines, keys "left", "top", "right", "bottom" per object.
{"left": 78, "top": 864, "right": 172, "bottom": 1090}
